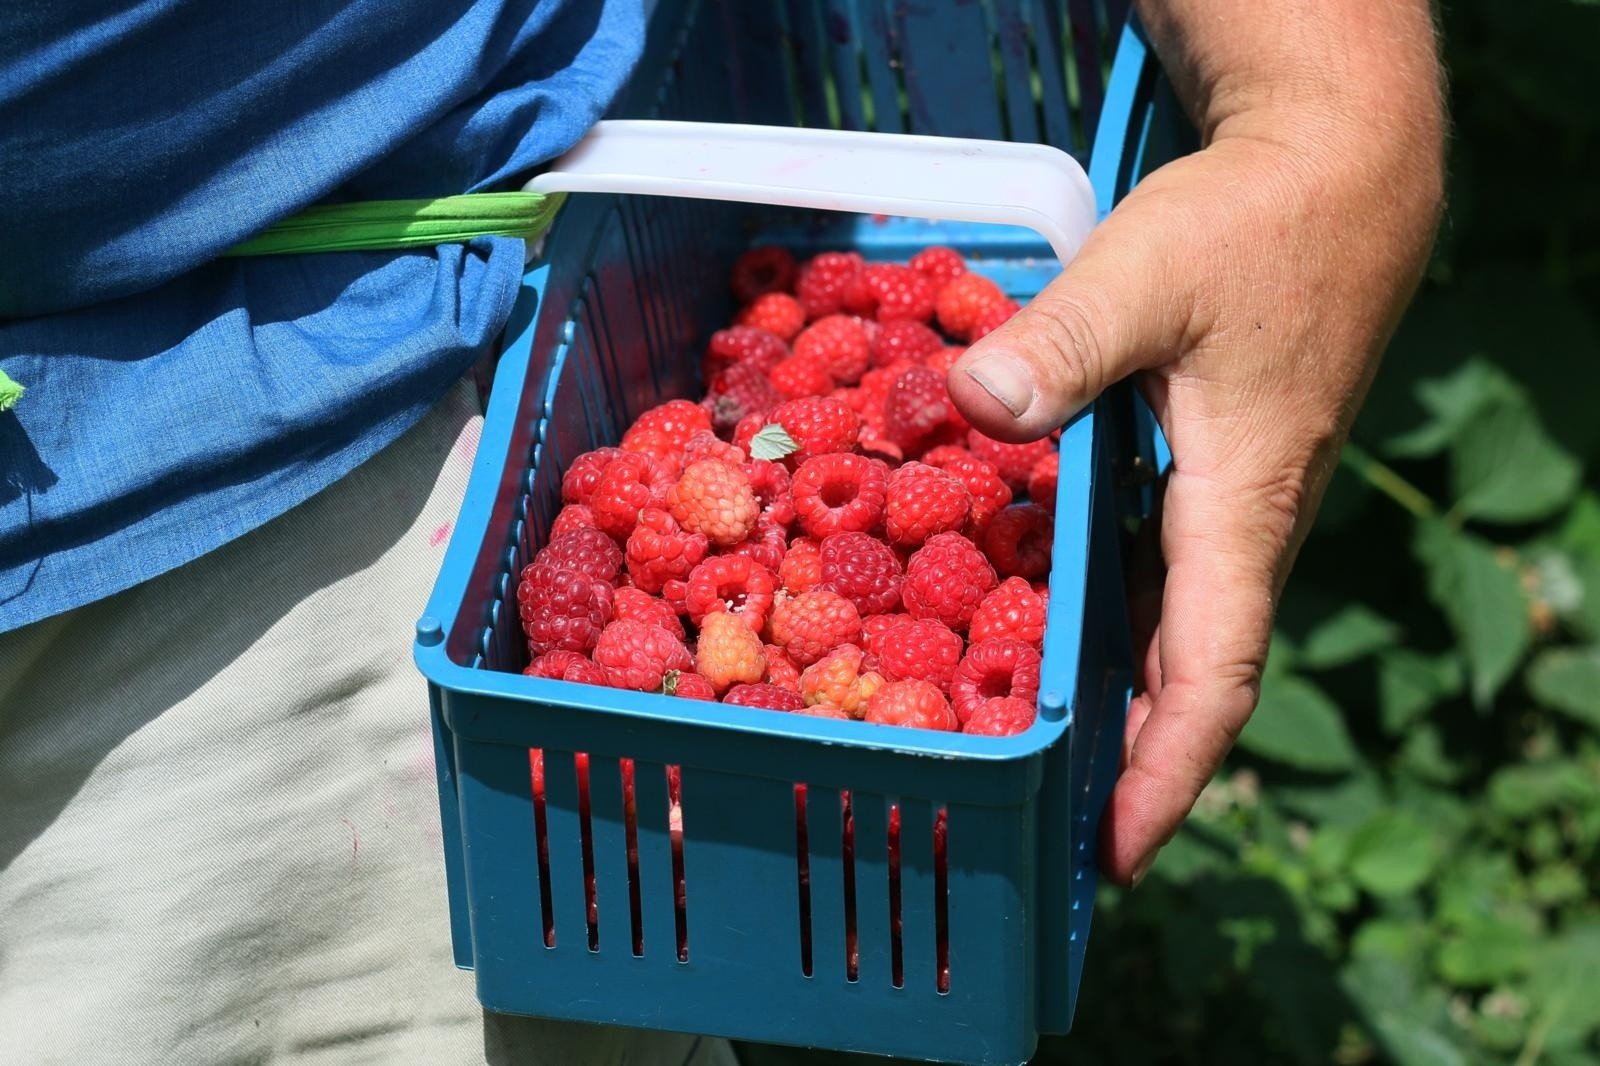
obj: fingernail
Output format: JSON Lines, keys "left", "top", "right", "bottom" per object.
{"left": 964, "top": 352, "right": 1036, "bottom": 418}
{"left": 1129, "top": 850, "right": 1158, "bottom": 888}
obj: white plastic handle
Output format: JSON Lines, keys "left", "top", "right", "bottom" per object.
{"left": 527, "top": 120, "right": 1096, "bottom": 266}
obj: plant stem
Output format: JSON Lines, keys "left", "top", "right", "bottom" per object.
{"left": 1340, "top": 442, "right": 1436, "bottom": 519}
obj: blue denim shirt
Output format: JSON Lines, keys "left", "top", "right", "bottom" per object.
{"left": 0, "top": 0, "right": 642, "bottom": 632}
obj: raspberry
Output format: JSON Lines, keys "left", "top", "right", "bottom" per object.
{"left": 731, "top": 246, "right": 798, "bottom": 305}
{"left": 870, "top": 320, "right": 943, "bottom": 367}
{"left": 794, "top": 702, "right": 852, "bottom": 720}
{"left": 625, "top": 507, "right": 709, "bottom": 593}
{"left": 902, "top": 531, "right": 996, "bottom": 631}
{"left": 863, "top": 679, "right": 957, "bottom": 731}
{"left": 926, "top": 345, "right": 965, "bottom": 376}
{"left": 683, "top": 430, "right": 746, "bottom": 468}
{"left": 524, "top": 649, "right": 608, "bottom": 686}
{"left": 763, "top": 644, "right": 803, "bottom": 692}
{"left": 969, "top": 577, "right": 1047, "bottom": 650}
{"left": 733, "top": 412, "right": 768, "bottom": 454}
{"left": 705, "top": 359, "right": 783, "bottom": 435}
{"left": 768, "top": 589, "right": 862, "bottom": 666}
{"left": 743, "top": 459, "right": 795, "bottom": 526}
{"left": 769, "top": 397, "right": 862, "bottom": 464}
{"left": 909, "top": 246, "right": 966, "bottom": 286}
{"left": 591, "top": 451, "right": 672, "bottom": 542}
{"left": 723, "top": 683, "right": 807, "bottom": 711}
{"left": 967, "top": 431, "right": 1053, "bottom": 492}
{"left": 950, "top": 638, "right": 1041, "bottom": 725}
{"left": 935, "top": 273, "right": 1007, "bottom": 341}
{"left": 790, "top": 454, "right": 889, "bottom": 539}
{"left": 984, "top": 503, "right": 1053, "bottom": 579}
{"left": 969, "top": 298, "right": 1021, "bottom": 341}
{"left": 737, "top": 292, "right": 806, "bottom": 341}
{"left": 534, "top": 526, "right": 624, "bottom": 585}
{"left": 922, "top": 448, "right": 1012, "bottom": 537}
{"left": 666, "top": 670, "right": 718, "bottom": 701}
{"left": 818, "top": 531, "right": 903, "bottom": 616}
{"left": 704, "top": 325, "right": 789, "bottom": 380}
{"left": 619, "top": 428, "right": 683, "bottom": 477}
{"left": 860, "top": 612, "right": 912, "bottom": 658}
{"left": 799, "top": 644, "right": 886, "bottom": 717}
{"left": 1027, "top": 452, "right": 1058, "bottom": 511}
{"left": 859, "top": 360, "right": 917, "bottom": 408}
{"left": 884, "top": 366, "right": 958, "bottom": 454}
{"left": 796, "top": 251, "right": 864, "bottom": 320}
{"left": 666, "top": 459, "right": 759, "bottom": 547}
{"left": 964, "top": 696, "right": 1036, "bottom": 736}
{"left": 843, "top": 263, "right": 936, "bottom": 323}
{"left": 550, "top": 504, "right": 597, "bottom": 538}
{"left": 778, "top": 537, "right": 823, "bottom": 593}
{"left": 624, "top": 399, "right": 712, "bottom": 457}
{"left": 874, "top": 618, "right": 963, "bottom": 692}
{"left": 519, "top": 564, "right": 614, "bottom": 656}
{"left": 695, "top": 611, "right": 769, "bottom": 693}
{"left": 769, "top": 355, "right": 834, "bottom": 400}
{"left": 793, "top": 315, "right": 871, "bottom": 386}
{"left": 612, "top": 585, "right": 686, "bottom": 640}
{"left": 885, "top": 462, "right": 971, "bottom": 548}
{"left": 593, "top": 619, "right": 694, "bottom": 692}
{"left": 561, "top": 447, "right": 626, "bottom": 507}
{"left": 726, "top": 515, "right": 788, "bottom": 574}
{"left": 682, "top": 554, "right": 778, "bottom": 631}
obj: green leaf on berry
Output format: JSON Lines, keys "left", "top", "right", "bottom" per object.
{"left": 748, "top": 423, "right": 799, "bottom": 461}
{"left": 661, "top": 669, "right": 681, "bottom": 696}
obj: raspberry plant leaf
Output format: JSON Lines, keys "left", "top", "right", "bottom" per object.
{"left": 1234, "top": 672, "right": 1359, "bottom": 772}
{"left": 1450, "top": 389, "right": 1581, "bottom": 523}
{"left": 1526, "top": 646, "right": 1600, "bottom": 729}
{"left": 1413, "top": 518, "right": 1529, "bottom": 708}
{"left": 748, "top": 423, "right": 799, "bottom": 461}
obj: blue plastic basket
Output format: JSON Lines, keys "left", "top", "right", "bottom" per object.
{"left": 415, "top": 3, "right": 1185, "bottom": 1062}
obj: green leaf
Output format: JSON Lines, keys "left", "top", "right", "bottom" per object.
{"left": 1450, "top": 390, "right": 1581, "bottom": 523}
{"left": 1487, "top": 761, "right": 1600, "bottom": 819}
{"left": 1526, "top": 922, "right": 1600, "bottom": 1047}
{"left": 1234, "top": 673, "right": 1359, "bottom": 772}
{"left": 1528, "top": 863, "right": 1586, "bottom": 907}
{"left": 1348, "top": 812, "right": 1440, "bottom": 897}
{"left": 0, "top": 368, "right": 22, "bottom": 412}
{"left": 1414, "top": 519, "right": 1530, "bottom": 708}
{"left": 1434, "top": 915, "right": 1536, "bottom": 986}
{"left": 1376, "top": 649, "right": 1464, "bottom": 734}
{"left": 1527, "top": 646, "right": 1600, "bottom": 730}
{"left": 1297, "top": 604, "right": 1400, "bottom": 670}
{"left": 1397, "top": 723, "right": 1468, "bottom": 785}
{"left": 748, "top": 423, "right": 799, "bottom": 461}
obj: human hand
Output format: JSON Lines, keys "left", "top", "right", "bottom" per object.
{"left": 947, "top": 0, "right": 1446, "bottom": 885}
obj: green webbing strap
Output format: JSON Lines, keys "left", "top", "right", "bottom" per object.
{"left": 223, "top": 190, "right": 566, "bottom": 257}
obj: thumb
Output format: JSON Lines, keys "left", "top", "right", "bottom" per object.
{"left": 948, "top": 186, "right": 1203, "bottom": 442}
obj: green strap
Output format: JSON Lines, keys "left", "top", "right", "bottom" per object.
{"left": 223, "top": 190, "right": 566, "bottom": 257}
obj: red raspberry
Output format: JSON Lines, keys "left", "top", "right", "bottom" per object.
{"left": 969, "top": 298, "right": 1021, "bottom": 341}
{"left": 967, "top": 431, "right": 1053, "bottom": 492}
{"left": 737, "top": 292, "right": 806, "bottom": 341}
{"left": 612, "top": 585, "right": 686, "bottom": 640}
{"left": 1027, "top": 451, "right": 1058, "bottom": 511}
{"left": 550, "top": 504, "right": 597, "bottom": 538}
{"left": 794, "top": 702, "right": 852, "bottom": 720}
{"left": 519, "top": 564, "right": 614, "bottom": 656}
{"left": 725, "top": 515, "right": 787, "bottom": 575}
{"left": 874, "top": 618, "right": 963, "bottom": 692}
{"left": 624, "top": 399, "right": 712, "bottom": 457}
{"left": 768, "top": 589, "right": 863, "bottom": 666}
{"left": 950, "top": 638, "right": 1041, "bottom": 725}
{"left": 860, "top": 360, "right": 917, "bottom": 408}
{"left": 682, "top": 554, "right": 778, "bottom": 631}
{"left": 619, "top": 428, "right": 683, "bottom": 478}
{"left": 860, "top": 612, "right": 912, "bottom": 658}
{"left": 922, "top": 448, "right": 1012, "bottom": 537}
{"left": 885, "top": 462, "right": 971, "bottom": 548}
{"left": 790, "top": 454, "right": 889, "bottom": 539}
{"left": 935, "top": 273, "right": 1007, "bottom": 340}
{"left": 778, "top": 537, "right": 823, "bottom": 593}
{"left": 666, "top": 670, "right": 718, "bottom": 701}
{"left": 909, "top": 246, "right": 966, "bottom": 286}
{"left": 731, "top": 246, "right": 798, "bottom": 305}
{"left": 733, "top": 412, "right": 768, "bottom": 454}
{"left": 666, "top": 459, "right": 759, "bottom": 547}
{"left": 704, "top": 325, "right": 789, "bottom": 379}
{"left": 902, "top": 531, "right": 996, "bottom": 631}
{"left": 695, "top": 611, "right": 769, "bottom": 693}
{"left": 561, "top": 447, "right": 627, "bottom": 507}
{"left": 799, "top": 644, "right": 886, "bottom": 717}
{"left": 769, "top": 355, "right": 834, "bottom": 400}
{"left": 533, "top": 526, "right": 624, "bottom": 585}
{"left": 984, "top": 503, "right": 1053, "bottom": 579}
{"left": 969, "top": 577, "right": 1047, "bottom": 650}
{"left": 625, "top": 507, "right": 709, "bottom": 593}
{"left": 723, "top": 683, "right": 807, "bottom": 711}
{"left": 863, "top": 679, "right": 957, "bottom": 731}
{"left": 591, "top": 451, "right": 672, "bottom": 542}
{"left": 683, "top": 430, "right": 746, "bottom": 468}
{"left": 870, "top": 320, "right": 943, "bottom": 367}
{"left": 843, "top": 263, "right": 937, "bottom": 323}
{"left": 964, "top": 696, "right": 1036, "bottom": 736}
{"left": 763, "top": 644, "right": 803, "bottom": 692}
{"left": 705, "top": 359, "right": 783, "bottom": 435}
{"left": 926, "top": 345, "right": 965, "bottom": 376}
{"left": 796, "top": 251, "right": 864, "bottom": 320}
{"left": 792, "top": 315, "right": 871, "bottom": 386}
{"left": 818, "top": 531, "right": 903, "bottom": 616}
{"left": 593, "top": 619, "right": 694, "bottom": 692}
{"left": 743, "top": 459, "right": 795, "bottom": 527}
{"left": 884, "top": 366, "right": 959, "bottom": 454}
{"left": 769, "top": 397, "right": 862, "bottom": 464}
{"left": 524, "top": 649, "right": 608, "bottom": 686}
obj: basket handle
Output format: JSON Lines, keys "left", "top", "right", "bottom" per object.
{"left": 526, "top": 120, "right": 1097, "bottom": 266}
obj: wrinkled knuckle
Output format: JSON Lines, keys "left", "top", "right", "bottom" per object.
{"left": 1027, "top": 292, "right": 1111, "bottom": 401}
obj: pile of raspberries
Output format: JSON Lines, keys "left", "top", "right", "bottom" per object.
{"left": 516, "top": 245, "right": 1059, "bottom": 737}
